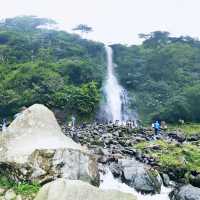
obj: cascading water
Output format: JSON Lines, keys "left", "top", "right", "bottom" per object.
{"left": 100, "top": 167, "right": 171, "bottom": 200}
{"left": 98, "top": 47, "right": 171, "bottom": 199}
{"left": 100, "top": 45, "right": 137, "bottom": 122}
{"left": 104, "top": 45, "right": 123, "bottom": 122}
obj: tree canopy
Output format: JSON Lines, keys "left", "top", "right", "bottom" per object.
{"left": 0, "top": 16, "right": 106, "bottom": 121}
{"left": 112, "top": 31, "right": 200, "bottom": 123}
{"left": 73, "top": 24, "right": 93, "bottom": 34}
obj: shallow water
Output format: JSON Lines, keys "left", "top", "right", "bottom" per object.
{"left": 100, "top": 168, "right": 172, "bottom": 200}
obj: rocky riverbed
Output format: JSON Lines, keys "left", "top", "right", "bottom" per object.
{"left": 1, "top": 104, "right": 200, "bottom": 200}
{"left": 61, "top": 122, "right": 200, "bottom": 199}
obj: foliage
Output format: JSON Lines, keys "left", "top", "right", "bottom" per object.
{"left": 0, "top": 176, "right": 40, "bottom": 197}
{"left": 73, "top": 24, "right": 93, "bottom": 34}
{"left": 135, "top": 140, "right": 200, "bottom": 174}
{"left": 112, "top": 32, "right": 200, "bottom": 123}
{"left": 14, "top": 182, "right": 40, "bottom": 196}
{"left": 168, "top": 123, "right": 200, "bottom": 136}
{"left": 0, "top": 16, "right": 106, "bottom": 121}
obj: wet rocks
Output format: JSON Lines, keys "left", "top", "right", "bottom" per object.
{"left": 120, "top": 159, "right": 162, "bottom": 194}
{"left": 161, "top": 173, "right": 171, "bottom": 187}
{"left": 170, "top": 184, "right": 200, "bottom": 200}
{"left": 189, "top": 174, "right": 200, "bottom": 188}
{"left": 107, "top": 158, "right": 162, "bottom": 194}
{"left": 62, "top": 123, "right": 200, "bottom": 190}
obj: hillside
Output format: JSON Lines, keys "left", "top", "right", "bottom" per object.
{"left": 112, "top": 31, "right": 200, "bottom": 123}
{"left": 0, "top": 16, "right": 106, "bottom": 121}
{"left": 1, "top": 17, "right": 200, "bottom": 124}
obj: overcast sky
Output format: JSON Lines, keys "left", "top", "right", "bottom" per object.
{"left": 0, "top": 0, "right": 200, "bottom": 44}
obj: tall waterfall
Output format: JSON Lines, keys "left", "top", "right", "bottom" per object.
{"left": 104, "top": 45, "right": 123, "bottom": 122}
{"left": 100, "top": 45, "right": 136, "bottom": 122}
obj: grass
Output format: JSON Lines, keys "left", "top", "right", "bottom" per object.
{"left": 135, "top": 140, "right": 200, "bottom": 173}
{"left": 168, "top": 123, "right": 200, "bottom": 136}
{"left": 14, "top": 182, "right": 40, "bottom": 196}
{"left": 0, "top": 176, "right": 40, "bottom": 197}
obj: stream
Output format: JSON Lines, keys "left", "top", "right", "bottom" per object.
{"left": 100, "top": 168, "right": 172, "bottom": 200}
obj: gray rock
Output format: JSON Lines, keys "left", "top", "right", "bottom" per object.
{"left": 4, "top": 189, "right": 16, "bottom": 200}
{"left": 189, "top": 174, "right": 200, "bottom": 188}
{"left": 120, "top": 159, "right": 162, "bottom": 194}
{"left": 167, "top": 131, "right": 186, "bottom": 143}
{"left": 170, "top": 184, "right": 200, "bottom": 200}
{"left": 34, "top": 179, "right": 137, "bottom": 200}
{"left": 109, "top": 162, "right": 123, "bottom": 177}
{"left": 162, "top": 173, "right": 171, "bottom": 187}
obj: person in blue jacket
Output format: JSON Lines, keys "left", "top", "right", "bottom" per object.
{"left": 154, "top": 120, "right": 160, "bottom": 134}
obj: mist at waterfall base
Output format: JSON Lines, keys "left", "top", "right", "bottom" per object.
{"left": 98, "top": 45, "right": 137, "bottom": 123}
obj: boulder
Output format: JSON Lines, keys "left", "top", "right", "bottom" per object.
{"left": 189, "top": 174, "right": 200, "bottom": 188}
{"left": 0, "top": 104, "right": 99, "bottom": 185}
{"left": 170, "top": 184, "right": 200, "bottom": 200}
{"left": 34, "top": 179, "right": 136, "bottom": 200}
{"left": 4, "top": 189, "right": 16, "bottom": 200}
{"left": 161, "top": 173, "right": 171, "bottom": 187}
{"left": 167, "top": 131, "right": 186, "bottom": 143}
{"left": 120, "top": 159, "right": 162, "bottom": 194}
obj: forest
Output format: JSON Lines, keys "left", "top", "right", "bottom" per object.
{"left": 112, "top": 31, "right": 200, "bottom": 123}
{"left": 0, "top": 16, "right": 200, "bottom": 123}
{"left": 0, "top": 16, "right": 106, "bottom": 121}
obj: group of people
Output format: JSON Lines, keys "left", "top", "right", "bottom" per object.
{"left": 114, "top": 119, "right": 137, "bottom": 128}
{"left": 0, "top": 106, "right": 27, "bottom": 132}
{"left": 0, "top": 118, "right": 8, "bottom": 132}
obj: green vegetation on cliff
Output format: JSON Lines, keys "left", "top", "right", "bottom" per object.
{"left": 112, "top": 31, "right": 200, "bottom": 123}
{"left": 1, "top": 17, "right": 200, "bottom": 124}
{"left": 0, "top": 16, "right": 106, "bottom": 120}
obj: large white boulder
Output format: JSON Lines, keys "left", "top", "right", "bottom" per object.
{"left": 0, "top": 104, "right": 99, "bottom": 185}
{"left": 34, "top": 179, "right": 136, "bottom": 200}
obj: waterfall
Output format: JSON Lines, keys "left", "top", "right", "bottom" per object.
{"left": 100, "top": 45, "right": 137, "bottom": 123}
{"left": 104, "top": 45, "right": 123, "bottom": 122}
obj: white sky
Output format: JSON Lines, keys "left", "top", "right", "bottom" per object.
{"left": 0, "top": 0, "right": 200, "bottom": 44}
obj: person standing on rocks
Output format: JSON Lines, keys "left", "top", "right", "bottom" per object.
{"left": 2, "top": 118, "right": 7, "bottom": 132}
{"left": 154, "top": 120, "right": 160, "bottom": 134}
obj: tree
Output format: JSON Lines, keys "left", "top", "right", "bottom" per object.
{"left": 72, "top": 24, "right": 93, "bottom": 36}
{"left": 0, "top": 16, "right": 56, "bottom": 32}
{"left": 139, "top": 31, "right": 170, "bottom": 47}
{"left": 0, "top": 16, "right": 105, "bottom": 121}
{"left": 112, "top": 31, "right": 200, "bottom": 123}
